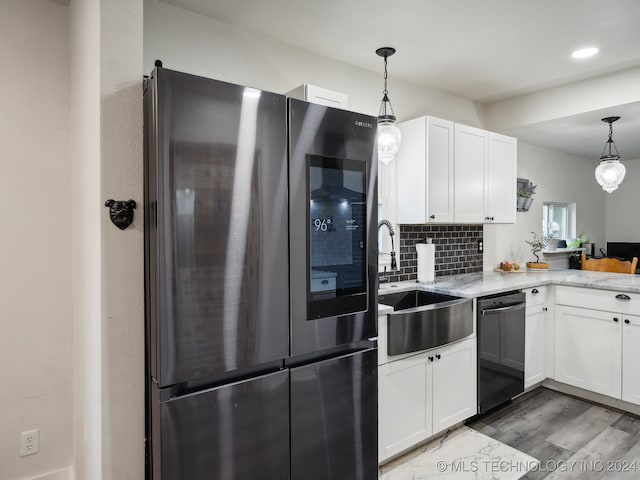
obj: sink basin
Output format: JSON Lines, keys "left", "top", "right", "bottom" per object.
{"left": 379, "top": 289, "right": 473, "bottom": 356}
{"left": 378, "top": 290, "right": 461, "bottom": 310}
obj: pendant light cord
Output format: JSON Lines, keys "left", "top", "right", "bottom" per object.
{"left": 383, "top": 56, "right": 388, "bottom": 97}
{"left": 379, "top": 53, "right": 396, "bottom": 118}
{"left": 600, "top": 118, "right": 620, "bottom": 160}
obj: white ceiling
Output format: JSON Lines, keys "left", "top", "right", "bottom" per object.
{"left": 506, "top": 102, "right": 640, "bottom": 160}
{"left": 161, "top": 0, "right": 640, "bottom": 159}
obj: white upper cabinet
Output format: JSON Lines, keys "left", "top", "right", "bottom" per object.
{"left": 396, "top": 116, "right": 454, "bottom": 224}
{"left": 396, "top": 117, "right": 516, "bottom": 225}
{"left": 486, "top": 133, "right": 517, "bottom": 223}
{"left": 454, "top": 124, "right": 487, "bottom": 223}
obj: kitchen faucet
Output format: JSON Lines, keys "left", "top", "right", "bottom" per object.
{"left": 377, "top": 219, "right": 397, "bottom": 271}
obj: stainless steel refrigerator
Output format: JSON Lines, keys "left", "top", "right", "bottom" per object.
{"left": 144, "top": 67, "right": 378, "bottom": 480}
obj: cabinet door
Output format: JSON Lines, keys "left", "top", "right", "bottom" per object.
{"left": 396, "top": 117, "right": 454, "bottom": 224}
{"left": 378, "top": 353, "right": 431, "bottom": 461}
{"left": 432, "top": 339, "right": 477, "bottom": 434}
{"left": 525, "top": 304, "right": 546, "bottom": 388}
{"left": 623, "top": 314, "right": 640, "bottom": 405}
{"left": 426, "top": 117, "right": 454, "bottom": 222}
{"left": 396, "top": 117, "right": 427, "bottom": 224}
{"left": 454, "top": 124, "right": 487, "bottom": 223}
{"left": 485, "top": 133, "right": 516, "bottom": 223}
{"left": 555, "top": 305, "right": 622, "bottom": 398}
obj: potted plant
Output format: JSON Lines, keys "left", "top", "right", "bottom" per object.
{"left": 525, "top": 231, "right": 552, "bottom": 269}
{"left": 569, "top": 251, "right": 582, "bottom": 270}
{"left": 569, "top": 231, "right": 589, "bottom": 269}
{"left": 517, "top": 180, "right": 537, "bottom": 212}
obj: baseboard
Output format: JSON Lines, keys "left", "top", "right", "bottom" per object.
{"left": 28, "top": 467, "right": 73, "bottom": 480}
{"left": 542, "top": 379, "right": 640, "bottom": 416}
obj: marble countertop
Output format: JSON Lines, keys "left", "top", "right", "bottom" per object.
{"left": 378, "top": 269, "right": 640, "bottom": 299}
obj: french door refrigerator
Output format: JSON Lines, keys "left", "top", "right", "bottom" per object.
{"left": 144, "top": 67, "right": 378, "bottom": 480}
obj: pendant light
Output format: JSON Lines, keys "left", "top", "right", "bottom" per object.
{"left": 595, "top": 116, "right": 625, "bottom": 193}
{"left": 376, "top": 47, "right": 401, "bottom": 165}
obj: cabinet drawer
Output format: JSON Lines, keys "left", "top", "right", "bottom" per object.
{"left": 524, "top": 285, "right": 547, "bottom": 307}
{"left": 556, "top": 286, "right": 640, "bottom": 315}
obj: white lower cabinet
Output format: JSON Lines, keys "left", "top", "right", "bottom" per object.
{"left": 431, "top": 339, "right": 477, "bottom": 434}
{"left": 379, "top": 338, "right": 476, "bottom": 462}
{"left": 622, "top": 314, "right": 640, "bottom": 405}
{"left": 554, "top": 286, "right": 640, "bottom": 406}
{"left": 525, "top": 303, "right": 547, "bottom": 388}
{"left": 378, "top": 354, "right": 430, "bottom": 460}
{"left": 555, "top": 305, "right": 622, "bottom": 398}
{"left": 524, "top": 286, "right": 553, "bottom": 388}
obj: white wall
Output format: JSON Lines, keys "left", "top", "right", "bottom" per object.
{"left": 99, "top": 1, "right": 145, "bottom": 478}
{"left": 69, "top": 0, "right": 101, "bottom": 478}
{"left": 143, "top": 0, "right": 485, "bottom": 127}
{"left": 143, "top": 0, "right": 485, "bottom": 273}
{"left": 0, "top": 1, "right": 73, "bottom": 479}
{"left": 484, "top": 142, "right": 606, "bottom": 268}
{"left": 70, "top": 1, "right": 145, "bottom": 479}
{"left": 605, "top": 158, "right": 640, "bottom": 242}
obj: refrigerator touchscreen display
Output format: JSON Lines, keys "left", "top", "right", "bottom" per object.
{"left": 307, "top": 154, "right": 367, "bottom": 320}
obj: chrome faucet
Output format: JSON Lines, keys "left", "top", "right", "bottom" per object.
{"left": 377, "top": 219, "right": 397, "bottom": 271}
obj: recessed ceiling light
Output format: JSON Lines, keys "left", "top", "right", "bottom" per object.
{"left": 571, "top": 47, "right": 599, "bottom": 59}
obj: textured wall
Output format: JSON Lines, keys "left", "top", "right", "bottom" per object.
{"left": 0, "top": 1, "right": 73, "bottom": 479}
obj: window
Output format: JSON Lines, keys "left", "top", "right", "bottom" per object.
{"left": 542, "top": 202, "right": 576, "bottom": 240}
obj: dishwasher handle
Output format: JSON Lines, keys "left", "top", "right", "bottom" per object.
{"left": 481, "top": 302, "right": 526, "bottom": 316}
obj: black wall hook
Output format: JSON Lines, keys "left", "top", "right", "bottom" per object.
{"left": 105, "top": 199, "right": 136, "bottom": 230}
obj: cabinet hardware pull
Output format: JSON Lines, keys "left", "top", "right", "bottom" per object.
{"left": 625, "top": 319, "right": 631, "bottom": 324}
{"left": 436, "top": 354, "right": 441, "bottom": 360}
{"left": 532, "top": 288, "right": 539, "bottom": 294}
{"left": 613, "top": 317, "right": 619, "bottom": 322}
{"left": 482, "top": 303, "right": 526, "bottom": 315}
{"left": 428, "top": 356, "right": 434, "bottom": 362}
{"left": 429, "top": 214, "right": 435, "bottom": 219}
{"left": 615, "top": 294, "right": 631, "bottom": 301}
{"left": 543, "top": 307, "right": 548, "bottom": 312}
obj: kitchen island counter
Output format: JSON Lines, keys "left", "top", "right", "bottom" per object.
{"left": 379, "top": 269, "right": 640, "bottom": 299}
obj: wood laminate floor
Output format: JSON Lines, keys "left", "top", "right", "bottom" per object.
{"left": 468, "top": 387, "right": 640, "bottom": 479}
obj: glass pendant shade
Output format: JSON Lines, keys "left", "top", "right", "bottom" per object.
{"left": 378, "top": 116, "right": 401, "bottom": 165}
{"left": 595, "top": 116, "right": 625, "bottom": 193}
{"left": 595, "top": 159, "right": 626, "bottom": 193}
{"left": 376, "top": 47, "right": 401, "bottom": 164}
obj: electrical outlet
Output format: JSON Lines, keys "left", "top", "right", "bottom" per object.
{"left": 478, "top": 240, "right": 484, "bottom": 253}
{"left": 20, "top": 429, "right": 39, "bottom": 457}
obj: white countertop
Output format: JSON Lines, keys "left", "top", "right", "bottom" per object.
{"left": 378, "top": 269, "right": 640, "bottom": 299}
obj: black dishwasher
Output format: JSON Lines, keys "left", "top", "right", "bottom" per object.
{"left": 477, "top": 291, "right": 526, "bottom": 414}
